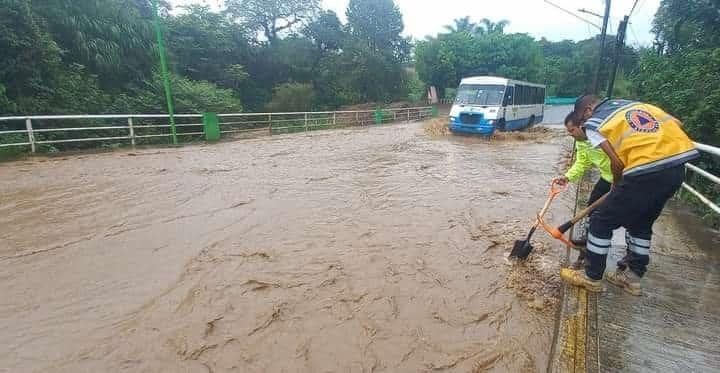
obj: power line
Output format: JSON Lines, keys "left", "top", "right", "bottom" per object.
{"left": 544, "top": 0, "right": 602, "bottom": 30}
{"left": 629, "top": 0, "right": 641, "bottom": 17}
{"left": 578, "top": 8, "right": 603, "bottom": 19}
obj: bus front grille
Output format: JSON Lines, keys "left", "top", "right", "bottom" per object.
{"left": 459, "top": 113, "right": 482, "bottom": 125}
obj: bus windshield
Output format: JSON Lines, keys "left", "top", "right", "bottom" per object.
{"left": 454, "top": 84, "right": 505, "bottom": 106}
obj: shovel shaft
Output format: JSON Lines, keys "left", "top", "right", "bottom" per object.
{"left": 557, "top": 193, "right": 610, "bottom": 234}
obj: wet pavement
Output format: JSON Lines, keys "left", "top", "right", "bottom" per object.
{"left": 0, "top": 121, "right": 574, "bottom": 372}
{"left": 551, "top": 193, "right": 720, "bottom": 372}
{"left": 542, "top": 105, "right": 573, "bottom": 126}
{"left": 593, "top": 201, "right": 720, "bottom": 373}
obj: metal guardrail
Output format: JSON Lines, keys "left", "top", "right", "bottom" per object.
{"left": 0, "top": 107, "right": 433, "bottom": 153}
{"left": 683, "top": 142, "right": 720, "bottom": 214}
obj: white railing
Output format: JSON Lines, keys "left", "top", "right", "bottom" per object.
{"left": 682, "top": 142, "right": 720, "bottom": 214}
{"left": 0, "top": 107, "right": 433, "bottom": 153}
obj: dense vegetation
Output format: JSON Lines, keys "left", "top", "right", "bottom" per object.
{"left": 0, "top": 0, "right": 637, "bottom": 115}
{"left": 0, "top": 0, "right": 717, "bottom": 149}
{"left": 631, "top": 0, "right": 719, "bottom": 225}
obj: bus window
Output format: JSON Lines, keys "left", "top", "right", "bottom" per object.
{"left": 504, "top": 86, "right": 514, "bottom": 106}
{"left": 454, "top": 84, "right": 506, "bottom": 106}
{"left": 524, "top": 86, "right": 530, "bottom": 105}
{"left": 516, "top": 86, "right": 524, "bottom": 105}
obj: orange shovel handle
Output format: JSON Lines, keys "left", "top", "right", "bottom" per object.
{"left": 537, "top": 213, "right": 577, "bottom": 248}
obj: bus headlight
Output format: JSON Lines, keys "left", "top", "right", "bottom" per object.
{"left": 487, "top": 120, "right": 495, "bottom": 125}
{"left": 450, "top": 116, "right": 457, "bottom": 122}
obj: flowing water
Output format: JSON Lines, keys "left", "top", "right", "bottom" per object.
{"left": 0, "top": 122, "right": 574, "bottom": 372}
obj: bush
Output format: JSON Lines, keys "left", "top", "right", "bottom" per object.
{"left": 266, "top": 82, "right": 316, "bottom": 112}
{"left": 110, "top": 71, "right": 243, "bottom": 114}
{"left": 404, "top": 69, "right": 426, "bottom": 103}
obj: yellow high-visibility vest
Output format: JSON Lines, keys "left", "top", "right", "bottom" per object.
{"left": 584, "top": 100, "right": 699, "bottom": 176}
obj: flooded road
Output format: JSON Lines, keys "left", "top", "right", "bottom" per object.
{"left": 0, "top": 122, "right": 573, "bottom": 372}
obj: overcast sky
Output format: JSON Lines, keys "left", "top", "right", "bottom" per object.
{"left": 171, "top": 0, "right": 660, "bottom": 47}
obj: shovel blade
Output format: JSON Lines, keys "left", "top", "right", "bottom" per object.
{"left": 509, "top": 240, "right": 533, "bottom": 259}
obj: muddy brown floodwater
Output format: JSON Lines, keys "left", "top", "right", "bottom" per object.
{"left": 0, "top": 122, "right": 574, "bottom": 372}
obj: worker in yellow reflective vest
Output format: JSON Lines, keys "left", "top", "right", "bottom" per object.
{"left": 560, "top": 94, "right": 699, "bottom": 296}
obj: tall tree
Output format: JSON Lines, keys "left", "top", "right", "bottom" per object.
{"left": 225, "top": 0, "right": 320, "bottom": 44}
{"left": 653, "top": 0, "right": 720, "bottom": 54}
{"left": 344, "top": 0, "right": 409, "bottom": 101}
{"left": 165, "top": 5, "right": 250, "bottom": 86}
{"left": 346, "top": 0, "right": 407, "bottom": 58}
{"left": 305, "top": 10, "right": 344, "bottom": 54}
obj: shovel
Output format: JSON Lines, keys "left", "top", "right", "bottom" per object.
{"left": 509, "top": 179, "right": 567, "bottom": 259}
{"left": 538, "top": 193, "right": 609, "bottom": 248}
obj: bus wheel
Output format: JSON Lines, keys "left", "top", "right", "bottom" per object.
{"left": 496, "top": 119, "right": 506, "bottom": 131}
{"left": 528, "top": 115, "right": 536, "bottom": 128}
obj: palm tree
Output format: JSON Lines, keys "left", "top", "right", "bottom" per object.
{"left": 444, "top": 16, "right": 477, "bottom": 34}
{"left": 478, "top": 18, "right": 510, "bottom": 34}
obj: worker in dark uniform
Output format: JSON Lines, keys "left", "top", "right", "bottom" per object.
{"left": 560, "top": 95, "right": 699, "bottom": 295}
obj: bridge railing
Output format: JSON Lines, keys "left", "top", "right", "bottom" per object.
{"left": 683, "top": 142, "right": 720, "bottom": 214}
{"left": 0, "top": 107, "right": 433, "bottom": 154}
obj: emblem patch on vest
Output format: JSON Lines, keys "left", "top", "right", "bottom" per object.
{"left": 626, "top": 110, "right": 659, "bottom": 133}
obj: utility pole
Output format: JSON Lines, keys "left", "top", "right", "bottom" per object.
{"left": 592, "top": 0, "right": 611, "bottom": 94}
{"left": 151, "top": 0, "right": 178, "bottom": 145}
{"left": 607, "top": 15, "right": 629, "bottom": 99}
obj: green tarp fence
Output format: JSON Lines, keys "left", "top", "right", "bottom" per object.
{"left": 545, "top": 97, "right": 578, "bottom": 106}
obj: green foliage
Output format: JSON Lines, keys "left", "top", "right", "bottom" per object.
{"left": 266, "top": 82, "right": 316, "bottom": 112}
{"left": 415, "top": 26, "right": 543, "bottom": 95}
{"left": 653, "top": 0, "right": 720, "bottom": 53}
{"left": 633, "top": 48, "right": 720, "bottom": 146}
{"left": 305, "top": 10, "right": 344, "bottom": 53}
{"left": 0, "top": 84, "right": 13, "bottom": 113}
{"left": 343, "top": 0, "right": 409, "bottom": 102}
{"left": 347, "top": 0, "right": 406, "bottom": 57}
{"left": 111, "top": 72, "right": 243, "bottom": 114}
{"left": 404, "top": 69, "right": 426, "bottom": 103}
{"left": 226, "top": 0, "right": 320, "bottom": 44}
{"left": 165, "top": 5, "right": 249, "bottom": 85}
{"left": 442, "top": 17, "right": 508, "bottom": 36}
{"left": 634, "top": 0, "right": 720, "bottom": 226}
{"left": 33, "top": 0, "right": 156, "bottom": 88}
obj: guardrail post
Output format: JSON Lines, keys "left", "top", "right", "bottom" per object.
{"left": 407, "top": 108, "right": 411, "bottom": 122}
{"left": 25, "top": 118, "right": 36, "bottom": 153}
{"left": 374, "top": 108, "right": 383, "bottom": 125}
{"left": 333, "top": 112, "right": 337, "bottom": 127}
{"left": 305, "top": 113, "right": 309, "bottom": 131}
{"left": 356, "top": 112, "right": 360, "bottom": 126}
{"left": 127, "top": 117, "right": 136, "bottom": 147}
{"left": 268, "top": 113, "right": 272, "bottom": 135}
{"left": 202, "top": 112, "right": 220, "bottom": 142}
